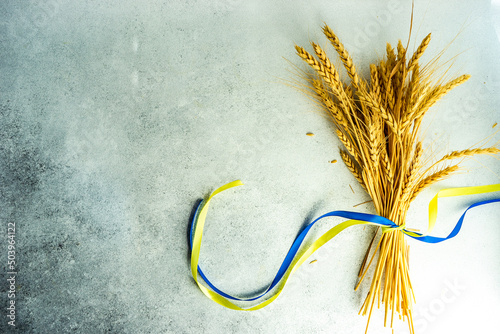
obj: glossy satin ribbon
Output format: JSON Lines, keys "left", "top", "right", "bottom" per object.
{"left": 189, "top": 181, "right": 500, "bottom": 310}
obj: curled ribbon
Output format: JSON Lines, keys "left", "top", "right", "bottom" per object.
{"left": 189, "top": 181, "right": 500, "bottom": 310}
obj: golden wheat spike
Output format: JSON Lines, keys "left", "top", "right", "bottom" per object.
{"left": 370, "top": 64, "right": 381, "bottom": 104}
{"left": 336, "top": 128, "right": 358, "bottom": 159}
{"left": 295, "top": 45, "right": 335, "bottom": 86}
{"left": 386, "top": 42, "right": 396, "bottom": 67}
{"left": 340, "top": 150, "right": 366, "bottom": 189}
{"left": 407, "top": 142, "right": 423, "bottom": 180}
{"left": 311, "top": 42, "right": 341, "bottom": 88}
{"left": 407, "top": 33, "right": 431, "bottom": 71}
{"left": 345, "top": 85, "right": 353, "bottom": 99}
{"left": 367, "top": 120, "right": 381, "bottom": 169}
{"left": 322, "top": 24, "right": 360, "bottom": 88}
{"left": 410, "top": 165, "right": 460, "bottom": 202}
{"left": 402, "top": 142, "right": 423, "bottom": 201}
{"left": 438, "top": 147, "right": 500, "bottom": 161}
{"left": 312, "top": 80, "right": 348, "bottom": 128}
{"left": 378, "top": 60, "right": 396, "bottom": 110}
{"left": 406, "top": 74, "right": 471, "bottom": 124}
{"left": 358, "top": 90, "right": 400, "bottom": 135}
{"left": 397, "top": 40, "right": 406, "bottom": 61}
{"left": 381, "top": 148, "right": 394, "bottom": 184}
{"left": 406, "top": 63, "right": 420, "bottom": 111}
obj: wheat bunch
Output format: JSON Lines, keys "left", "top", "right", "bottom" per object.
{"left": 295, "top": 24, "right": 499, "bottom": 334}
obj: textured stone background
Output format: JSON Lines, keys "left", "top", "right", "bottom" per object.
{"left": 0, "top": 0, "right": 499, "bottom": 333}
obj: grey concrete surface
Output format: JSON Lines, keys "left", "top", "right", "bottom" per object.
{"left": 0, "top": 0, "right": 499, "bottom": 333}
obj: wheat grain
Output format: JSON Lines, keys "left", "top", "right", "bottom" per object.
{"left": 381, "top": 148, "right": 394, "bottom": 184}
{"left": 397, "top": 40, "right": 406, "bottom": 61}
{"left": 345, "top": 85, "right": 353, "bottom": 99}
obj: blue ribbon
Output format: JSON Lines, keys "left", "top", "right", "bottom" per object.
{"left": 189, "top": 198, "right": 499, "bottom": 302}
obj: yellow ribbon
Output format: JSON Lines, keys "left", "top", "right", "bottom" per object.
{"left": 420, "top": 184, "right": 500, "bottom": 237}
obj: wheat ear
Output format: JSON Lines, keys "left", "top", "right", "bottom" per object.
{"left": 402, "top": 142, "right": 423, "bottom": 202}
{"left": 311, "top": 42, "right": 342, "bottom": 89}
{"left": 408, "top": 74, "right": 471, "bottom": 123}
{"left": 322, "top": 24, "right": 360, "bottom": 88}
{"left": 358, "top": 91, "right": 400, "bottom": 135}
{"left": 438, "top": 147, "right": 500, "bottom": 162}
{"left": 340, "top": 150, "right": 366, "bottom": 189}
{"left": 295, "top": 46, "right": 335, "bottom": 86}
{"left": 407, "top": 33, "right": 431, "bottom": 71}
{"left": 410, "top": 165, "right": 460, "bottom": 202}
{"left": 336, "top": 129, "right": 359, "bottom": 160}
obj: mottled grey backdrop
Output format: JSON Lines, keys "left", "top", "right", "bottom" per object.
{"left": 1, "top": 0, "right": 499, "bottom": 333}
